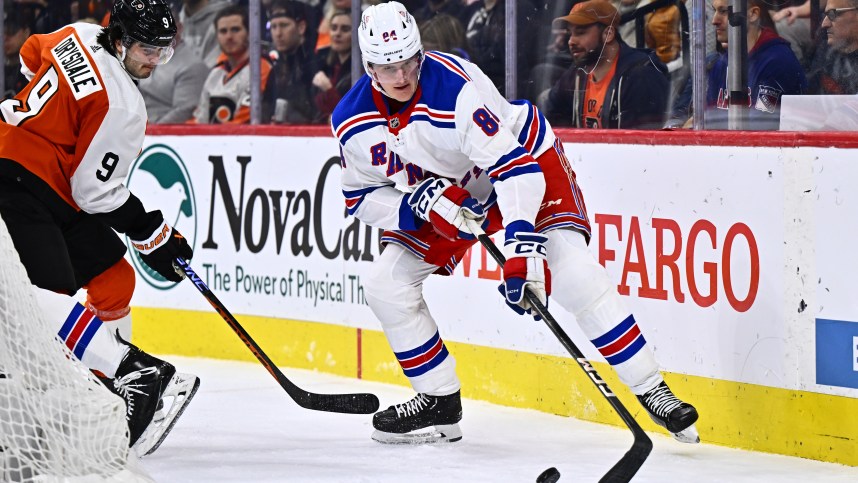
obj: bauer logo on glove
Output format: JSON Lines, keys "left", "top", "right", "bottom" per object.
{"left": 128, "top": 211, "right": 193, "bottom": 282}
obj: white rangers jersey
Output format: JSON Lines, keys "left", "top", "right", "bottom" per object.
{"left": 0, "top": 22, "right": 146, "bottom": 214}
{"left": 332, "top": 51, "right": 555, "bottom": 233}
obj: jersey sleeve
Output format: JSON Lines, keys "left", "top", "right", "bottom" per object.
{"left": 18, "top": 33, "right": 44, "bottom": 80}
{"left": 454, "top": 76, "right": 546, "bottom": 235}
{"left": 338, "top": 139, "right": 421, "bottom": 231}
{"left": 69, "top": 103, "right": 146, "bottom": 214}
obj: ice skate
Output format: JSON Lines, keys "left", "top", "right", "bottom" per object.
{"left": 637, "top": 381, "right": 700, "bottom": 443}
{"left": 372, "top": 391, "right": 463, "bottom": 444}
{"left": 106, "top": 343, "right": 200, "bottom": 456}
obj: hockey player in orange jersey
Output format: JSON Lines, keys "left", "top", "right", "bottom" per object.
{"left": 0, "top": 0, "right": 198, "bottom": 457}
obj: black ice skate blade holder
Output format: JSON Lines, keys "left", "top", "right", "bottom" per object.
{"left": 466, "top": 220, "right": 653, "bottom": 483}
{"left": 174, "top": 257, "right": 380, "bottom": 415}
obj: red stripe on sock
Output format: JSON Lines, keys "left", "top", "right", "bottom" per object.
{"left": 597, "top": 324, "right": 641, "bottom": 358}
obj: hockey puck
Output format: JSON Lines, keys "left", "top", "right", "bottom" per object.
{"left": 536, "top": 467, "right": 560, "bottom": 483}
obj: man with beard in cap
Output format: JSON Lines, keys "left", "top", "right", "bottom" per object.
{"left": 542, "top": 0, "right": 669, "bottom": 130}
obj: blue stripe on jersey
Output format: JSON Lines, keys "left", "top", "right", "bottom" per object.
{"left": 74, "top": 317, "right": 102, "bottom": 359}
{"left": 425, "top": 51, "right": 471, "bottom": 80}
{"left": 398, "top": 196, "right": 423, "bottom": 230}
{"left": 417, "top": 54, "right": 468, "bottom": 112}
{"left": 331, "top": 75, "right": 376, "bottom": 130}
{"left": 58, "top": 302, "right": 85, "bottom": 340}
{"left": 409, "top": 113, "right": 456, "bottom": 129}
{"left": 515, "top": 100, "right": 535, "bottom": 147}
{"left": 511, "top": 99, "right": 549, "bottom": 155}
{"left": 339, "top": 119, "right": 387, "bottom": 145}
{"left": 342, "top": 184, "right": 391, "bottom": 215}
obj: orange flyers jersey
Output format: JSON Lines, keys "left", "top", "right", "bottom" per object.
{"left": 0, "top": 22, "right": 147, "bottom": 214}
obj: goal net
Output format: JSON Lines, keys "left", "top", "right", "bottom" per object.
{"left": 0, "top": 216, "right": 150, "bottom": 482}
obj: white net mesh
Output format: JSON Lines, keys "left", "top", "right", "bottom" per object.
{"left": 0, "top": 216, "right": 147, "bottom": 482}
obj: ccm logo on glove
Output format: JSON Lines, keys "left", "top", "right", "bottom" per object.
{"left": 408, "top": 177, "right": 488, "bottom": 241}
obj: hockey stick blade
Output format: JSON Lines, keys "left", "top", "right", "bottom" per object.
{"left": 466, "top": 221, "right": 652, "bottom": 483}
{"left": 174, "top": 258, "right": 380, "bottom": 415}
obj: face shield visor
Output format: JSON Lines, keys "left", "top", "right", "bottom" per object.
{"left": 368, "top": 53, "right": 422, "bottom": 84}
{"left": 122, "top": 38, "right": 175, "bottom": 65}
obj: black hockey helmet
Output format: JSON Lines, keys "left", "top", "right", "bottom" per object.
{"left": 111, "top": 0, "right": 176, "bottom": 48}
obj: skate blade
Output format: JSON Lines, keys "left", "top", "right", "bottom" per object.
{"left": 133, "top": 373, "right": 200, "bottom": 457}
{"left": 371, "top": 424, "right": 462, "bottom": 445}
{"left": 671, "top": 423, "right": 700, "bottom": 444}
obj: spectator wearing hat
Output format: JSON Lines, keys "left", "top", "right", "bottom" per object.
{"left": 542, "top": 0, "right": 670, "bottom": 129}
{"left": 263, "top": 0, "right": 319, "bottom": 123}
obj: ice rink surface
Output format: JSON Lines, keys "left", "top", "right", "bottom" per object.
{"left": 143, "top": 357, "right": 858, "bottom": 482}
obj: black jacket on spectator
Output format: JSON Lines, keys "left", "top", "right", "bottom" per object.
{"left": 543, "top": 40, "right": 669, "bottom": 130}
{"left": 807, "top": 43, "right": 858, "bottom": 95}
{"left": 464, "top": 1, "right": 539, "bottom": 96}
{"left": 312, "top": 48, "right": 352, "bottom": 124}
{"left": 263, "top": 45, "right": 320, "bottom": 124}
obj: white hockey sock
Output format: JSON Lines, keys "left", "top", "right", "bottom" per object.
{"left": 365, "top": 244, "right": 461, "bottom": 396}
{"left": 34, "top": 288, "right": 129, "bottom": 378}
{"left": 547, "top": 229, "right": 661, "bottom": 395}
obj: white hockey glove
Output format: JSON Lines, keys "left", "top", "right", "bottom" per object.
{"left": 128, "top": 211, "right": 192, "bottom": 282}
{"left": 499, "top": 231, "right": 551, "bottom": 320}
{"left": 407, "top": 177, "right": 488, "bottom": 241}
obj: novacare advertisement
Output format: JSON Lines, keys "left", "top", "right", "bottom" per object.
{"left": 130, "top": 135, "right": 856, "bottom": 401}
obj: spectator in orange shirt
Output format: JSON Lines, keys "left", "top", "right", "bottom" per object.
{"left": 193, "top": 4, "right": 272, "bottom": 124}
{"left": 542, "top": 0, "right": 669, "bottom": 129}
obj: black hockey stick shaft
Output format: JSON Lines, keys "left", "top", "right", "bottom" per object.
{"left": 469, "top": 226, "right": 652, "bottom": 483}
{"left": 174, "top": 258, "right": 379, "bottom": 415}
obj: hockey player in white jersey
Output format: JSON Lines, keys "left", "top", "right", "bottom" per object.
{"left": 333, "top": 1, "right": 699, "bottom": 445}
{"left": 0, "top": 0, "right": 199, "bottom": 456}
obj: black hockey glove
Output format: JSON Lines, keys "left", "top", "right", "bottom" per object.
{"left": 128, "top": 211, "right": 192, "bottom": 282}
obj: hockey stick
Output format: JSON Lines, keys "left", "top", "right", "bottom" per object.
{"left": 174, "top": 258, "right": 380, "bottom": 415}
{"left": 466, "top": 222, "right": 652, "bottom": 483}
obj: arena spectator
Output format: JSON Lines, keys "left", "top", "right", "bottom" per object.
{"left": 464, "top": 0, "right": 540, "bottom": 95}
{"left": 193, "top": 4, "right": 272, "bottom": 124}
{"left": 420, "top": 13, "right": 470, "bottom": 59}
{"left": 139, "top": 11, "right": 209, "bottom": 123}
{"left": 263, "top": 0, "right": 318, "bottom": 124}
{"left": 412, "top": 0, "right": 471, "bottom": 26}
{"left": 313, "top": 0, "right": 350, "bottom": 53}
{"left": 3, "top": 1, "right": 35, "bottom": 99}
{"left": 807, "top": 0, "right": 858, "bottom": 94}
{"left": 180, "top": 0, "right": 231, "bottom": 67}
{"left": 311, "top": 8, "right": 351, "bottom": 124}
{"left": 706, "top": 0, "right": 807, "bottom": 129}
{"left": 543, "top": 0, "right": 670, "bottom": 129}
{"left": 642, "top": 0, "right": 682, "bottom": 67}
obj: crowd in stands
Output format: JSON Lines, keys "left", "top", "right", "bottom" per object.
{"left": 3, "top": 0, "right": 857, "bottom": 130}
